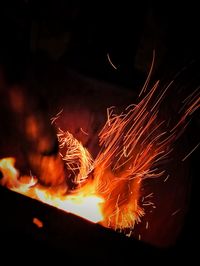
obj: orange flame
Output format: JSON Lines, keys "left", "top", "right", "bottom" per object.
{"left": 0, "top": 157, "right": 104, "bottom": 223}
{"left": 0, "top": 66, "right": 199, "bottom": 234}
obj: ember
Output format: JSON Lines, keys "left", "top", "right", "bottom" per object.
{"left": 33, "top": 217, "right": 43, "bottom": 228}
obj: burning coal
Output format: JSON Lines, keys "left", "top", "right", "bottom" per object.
{"left": 0, "top": 59, "right": 199, "bottom": 237}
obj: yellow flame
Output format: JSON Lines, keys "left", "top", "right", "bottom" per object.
{"left": 0, "top": 157, "right": 20, "bottom": 188}
{"left": 0, "top": 157, "right": 104, "bottom": 223}
{"left": 35, "top": 189, "right": 104, "bottom": 223}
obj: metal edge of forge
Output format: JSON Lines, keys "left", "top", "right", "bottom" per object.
{"left": 0, "top": 185, "right": 179, "bottom": 264}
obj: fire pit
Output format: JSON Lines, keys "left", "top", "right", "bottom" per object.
{"left": 0, "top": 63, "right": 199, "bottom": 263}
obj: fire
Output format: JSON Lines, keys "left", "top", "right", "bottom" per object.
{"left": 0, "top": 157, "right": 104, "bottom": 223}
{"left": 0, "top": 60, "right": 199, "bottom": 235}
{"left": 34, "top": 190, "right": 104, "bottom": 223}
{"left": 0, "top": 155, "right": 140, "bottom": 226}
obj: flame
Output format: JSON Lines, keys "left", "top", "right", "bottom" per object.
{"left": 34, "top": 189, "right": 104, "bottom": 223}
{"left": 0, "top": 157, "right": 104, "bottom": 223}
{"left": 0, "top": 158, "right": 20, "bottom": 188}
{"left": 0, "top": 62, "right": 199, "bottom": 234}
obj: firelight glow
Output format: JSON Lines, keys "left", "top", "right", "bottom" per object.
{"left": 0, "top": 157, "right": 104, "bottom": 223}
{"left": 0, "top": 57, "right": 199, "bottom": 234}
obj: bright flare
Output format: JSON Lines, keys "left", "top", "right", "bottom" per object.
{"left": 0, "top": 157, "right": 104, "bottom": 223}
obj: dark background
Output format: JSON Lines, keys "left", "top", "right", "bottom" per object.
{"left": 0, "top": 0, "right": 200, "bottom": 87}
{"left": 0, "top": 0, "right": 199, "bottom": 263}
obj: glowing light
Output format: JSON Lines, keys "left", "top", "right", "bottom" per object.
{"left": 34, "top": 188, "right": 104, "bottom": 223}
{"left": 0, "top": 61, "right": 199, "bottom": 235}
{"left": 0, "top": 157, "right": 104, "bottom": 223}
{"left": 107, "top": 53, "right": 118, "bottom": 70}
{"left": 33, "top": 217, "right": 43, "bottom": 228}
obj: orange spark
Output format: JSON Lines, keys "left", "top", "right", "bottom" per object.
{"left": 107, "top": 53, "right": 118, "bottom": 70}
{"left": 182, "top": 142, "right": 200, "bottom": 162}
{"left": 33, "top": 217, "right": 43, "bottom": 228}
{"left": 57, "top": 128, "right": 94, "bottom": 185}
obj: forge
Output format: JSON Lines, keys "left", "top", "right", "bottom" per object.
{"left": 0, "top": 66, "right": 199, "bottom": 263}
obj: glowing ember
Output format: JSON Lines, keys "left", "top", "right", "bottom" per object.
{"left": 0, "top": 60, "right": 199, "bottom": 234}
{"left": 33, "top": 217, "right": 43, "bottom": 228}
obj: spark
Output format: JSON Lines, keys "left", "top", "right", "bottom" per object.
{"left": 164, "top": 174, "right": 170, "bottom": 182}
{"left": 50, "top": 108, "right": 63, "bottom": 125}
{"left": 145, "top": 192, "right": 154, "bottom": 199}
{"left": 107, "top": 53, "right": 118, "bottom": 70}
{"left": 139, "top": 50, "right": 155, "bottom": 97}
{"left": 182, "top": 142, "right": 200, "bottom": 162}
{"left": 141, "top": 197, "right": 144, "bottom": 202}
{"left": 80, "top": 127, "right": 89, "bottom": 136}
{"left": 57, "top": 128, "right": 94, "bottom": 185}
{"left": 94, "top": 72, "right": 198, "bottom": 231}
{"left": 107, "top": 106, "right": 116, "bottom": 126}
{"left": 146, "top": 221, "right": 149, "bottom": 229}
{"left": 182, "top": 86, "right": 200, "bottom": 104}
{"left": 150, "top": 80, "right": 174, "bottom": 112}
{"left": 33, "top": 217, "right": 43, "bottom": 228}
{"left": 171, "top": 208, "right": 181, "bottom": 216}
{"left": 143, "top": 202, "right": 154, "bottom": 206}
